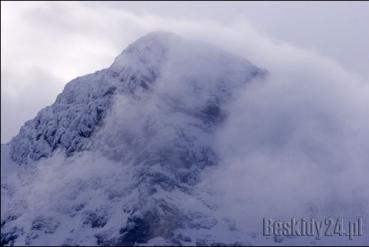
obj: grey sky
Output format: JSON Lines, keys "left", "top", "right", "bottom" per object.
{"left": 1, "top": 1, "right": 369, "bottom": 143}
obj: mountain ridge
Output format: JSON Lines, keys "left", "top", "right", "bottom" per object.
{"left": 2, "top": 31, "right": 267, "bottom": 246}
{"left": 8, "top": 31, "right": 265, "bottom": 166}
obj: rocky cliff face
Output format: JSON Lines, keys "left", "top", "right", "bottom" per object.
{"left": 2, "top": 31, "right": 266, "bottom": 245}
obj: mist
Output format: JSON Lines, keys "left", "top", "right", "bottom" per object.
{"left": 2, "top": 1, "right": 368, "bottom": 143}
{"left": 1, "top": 2, "right": 369, "bottom": 245}
{"left": 202, "top": 45, "right": 369, "bottom": 235}
{"left": 194, "top": 20, "right": 369, "bottom": 240}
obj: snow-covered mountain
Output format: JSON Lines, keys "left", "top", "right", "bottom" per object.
{"left": 3, "top": 31, "right": 368, "bottom": 246}
{"left": 1, "top": 31, "right": 267, "bottom": 245}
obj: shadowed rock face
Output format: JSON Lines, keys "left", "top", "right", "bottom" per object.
{"left": 3, "top": 31, "right": 266, "bottom": 245}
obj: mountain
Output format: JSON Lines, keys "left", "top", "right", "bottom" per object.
{"left": 1, "top": 31, "right": 267, "bottom": 245}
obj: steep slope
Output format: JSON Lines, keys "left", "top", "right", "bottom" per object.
{"left": 8, "top": 32, "right": 176, "bottom": 165}
{"left": 1, "top": 31, "right": 266, "bottom": 245}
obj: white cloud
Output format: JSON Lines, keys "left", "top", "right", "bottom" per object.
{"left": 1, "top": 3, "right": 369, "bottom": 244}
{"left": 1, "top": 2, "right": 368, "bottom": 143}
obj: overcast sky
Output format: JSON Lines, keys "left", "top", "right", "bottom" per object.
{"left": 1, "top": 1, "right": 369, "bottom": 143}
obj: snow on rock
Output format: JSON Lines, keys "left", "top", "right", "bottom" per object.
{"left": 8, "top": 31, "right": 264, "bottom": 166}
{"left": 8, "top": 32, "right": 175, "bottom": 165}
{"left": 2, "top": 31, "right": 268, "bottom": 245}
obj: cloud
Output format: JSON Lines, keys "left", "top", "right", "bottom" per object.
{"left": 197, "top": 24, "right": 369, "bottom": 239}
{"left": 1, "top": 2, "right": 368, "bottom": 143}
{"left": 1, "top": 2, "right": 368, "bottom": 244}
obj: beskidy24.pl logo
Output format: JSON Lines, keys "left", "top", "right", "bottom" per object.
{"left": 263, "top": 217, "right": 363, "bottom": 240}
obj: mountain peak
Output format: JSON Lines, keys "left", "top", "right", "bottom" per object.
{"left": 8, "top": 31, "right": 265, "bottom": 165}
{"left": 137, "top": 30, "right": 180, "bottom": 41}
{"left": 2, "top": 31, "right": 268, "bottom": 245}
{"left": 109, "top": 31, "right": 180, "bottom": 74}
